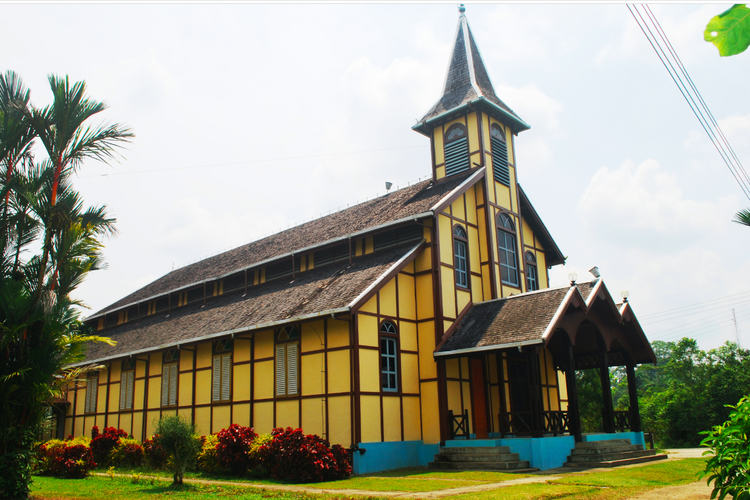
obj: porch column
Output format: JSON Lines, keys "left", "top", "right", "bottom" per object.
{"left": 626, "top": 360, "right": 642, "bottom": 432}
{"left": 598, "top": 337, "right": 616, "bottom": 433}
{"left": 437, "top": 357, "right": 450, "bottom": 444}
{"left": 565, "top": 343, "right": 583, "bottom": 442}
{"left": 527, "top": 348, "right": 544, "bottom": 438}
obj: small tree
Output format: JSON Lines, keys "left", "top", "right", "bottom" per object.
{"left": 700, "top": 396, "right": 750, "bottom": 500}
{"left": 155, "top": 415, "right": 200, "bottom": 486}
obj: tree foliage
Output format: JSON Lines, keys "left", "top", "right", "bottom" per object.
{"left": 705, "top": 4, "right": 750, "bottom": 57}
{"left": 155, "top": 415, "right": 201, "bottom": 486}
{"left": 0, "top": 71, "right": 131, "bottom": 499}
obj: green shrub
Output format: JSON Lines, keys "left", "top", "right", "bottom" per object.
{"left": 155, "top": 415, "right": 201, "bottom": 485}
{"left": 197, "top": 434, "right": 223, "bottom": 474}
{"left": 248, "top": 433, "right": 272, "bottom": 474}
{"left": 701, "top": 395, "right": 750, "bottom": 500}
{"left": 109, "top": 438, "right": 144, "bottom": 467}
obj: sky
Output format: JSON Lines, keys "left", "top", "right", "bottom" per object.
{"left": 3, "top": 2, "right": 749, "bottom": 351}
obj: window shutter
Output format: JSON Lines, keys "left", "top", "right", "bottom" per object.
{"left": 162, "top": 365, "right": 170, "bottom": 406}
{"left": 120, "top": 374, "right": 128, "bottom": 410}
{"left": 275, "top": 344, "right": 286, "bottom": 396}
{"left": 169, "top": 364, "right": 178, "bottom": 406}
{"left": 287, "top": 344, "right": 298, "bottom": 395}
{"left": 84, "top": 379, "right": 92, "bottom": 413}
{"left": 212, "top": 355, "right": 221, "bottom": 402}
{"left": 90, "top": 378, "right": 98, "bottom": 413}
{"left": 444, "top": 137, "right": 469, "bottom": 177}
{"left": 491, "top": 136, "right": 510, "bottom": 186}
{"left": 221, "top": 354, "right": 231, "bottom": 401}
{"left": 126, "top": 372, "right": 134, "bottom": 410}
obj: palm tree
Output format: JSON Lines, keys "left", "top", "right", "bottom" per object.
{"left": 26, "top": 75, "right": 132, "bottom": 293}
{"left": 733, "top": 208, "right": 750, "bottom": 227}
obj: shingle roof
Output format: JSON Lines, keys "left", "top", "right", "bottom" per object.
{"left": 81, "top": 246, "right": 415, "bottom": 364}
{"left": 413, "top": 12, "right": 529, "bottom": 136}
{"left": 94, "top": 173, "right": 472, "bottom": 317}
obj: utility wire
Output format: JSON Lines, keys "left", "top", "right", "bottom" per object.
{"left": 627, "top": 4, "right": 750, "bottom": 200}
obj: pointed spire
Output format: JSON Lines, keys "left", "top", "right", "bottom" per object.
{"left": 413, "top": 9, "right": 529, "bottom": 136}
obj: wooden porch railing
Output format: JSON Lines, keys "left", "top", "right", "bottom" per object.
{"left": 448, "top": 409, "right": 470, "bottom": 439}
{"left": 614, "top": 409, "right": 632, "bottom": 432}
{"left": 500, "top": 411, "right": 572, "bottom": 437}
{"left": 542, "top": 410, "right": 571, "bottom": 436}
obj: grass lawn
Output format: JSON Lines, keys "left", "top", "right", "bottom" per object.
{"left": 30, "top": 458, "right": 708, "bottom": 500}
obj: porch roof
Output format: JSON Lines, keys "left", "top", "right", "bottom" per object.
{"left": 435, "top": 280, "right": 655, "bottom": 365}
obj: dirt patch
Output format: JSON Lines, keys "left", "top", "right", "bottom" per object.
{"left": 624, "top": 481, "right": 713, "bottom": 500}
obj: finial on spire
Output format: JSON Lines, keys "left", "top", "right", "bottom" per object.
{"left": 458, "top": 4, "right": 466, "bottom": 15}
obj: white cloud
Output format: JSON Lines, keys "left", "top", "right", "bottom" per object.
{"left": 497, "top": 83, "right": 563, "bottom": 133}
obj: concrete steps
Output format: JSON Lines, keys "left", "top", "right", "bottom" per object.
{"left": 563, "top": 439, "right": 667, "bottom": 469}
{"left": 429, "top": 446, "right": 537, "bottom": 472}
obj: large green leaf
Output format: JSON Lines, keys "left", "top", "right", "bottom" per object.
{"left": 705, "top": 4, "right": 750, "bottom": 57}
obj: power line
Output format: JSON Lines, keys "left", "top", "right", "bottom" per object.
{"left": 80, "top": 144, "right": 428, "bottom": 178}
{"left": 627, "top": 4, "right": 750, "bottom": 200}
{"left": 639, "top": 289, "right": 750, "bottom": 321}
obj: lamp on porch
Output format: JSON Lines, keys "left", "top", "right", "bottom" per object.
{"left": 568, "top": 272, "right": 577, "bottom": 285}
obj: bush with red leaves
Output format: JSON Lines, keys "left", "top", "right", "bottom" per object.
{"left": 90, "top": 426, "right": 128, "bottom": 465}
{"left": 215, "top": 424, "right": 258, "bottom": 475}
{"left": 143, "top": 434, "right": 168, "bottom": 469}
{"left": 38, "top": 442, "right": 96, "bottom": 478}
{"left": 258, "top": 427, "right": 351, "bottom": 483}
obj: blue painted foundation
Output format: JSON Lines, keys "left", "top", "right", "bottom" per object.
{"left": 352, "top": 432, "right": 645, "bottom": 474}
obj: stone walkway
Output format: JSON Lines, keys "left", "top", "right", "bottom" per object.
{"left": 95, "top": 449, "right": 713, "bottom": 499}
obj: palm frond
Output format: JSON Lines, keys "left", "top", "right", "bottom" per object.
{"left": 733, "top": 208, "right": 750, "bottom": 227}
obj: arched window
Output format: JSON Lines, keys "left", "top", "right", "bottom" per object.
{"left": 453, "top": 225, "right": 469, "bottom": 288}
{"left": 162, "top": 350, "right": 179, "bottom": 407}
{"left": 497, "top": 213, "right": 519, "bottom": 286}
{"left": 275, "top": 326, "right": 299, "bottom": 397}
{"left": 525, "top": 251, "right": 538, "bottom": 292}
{"left": 120, "top": 358, "right": 136, "bottom": 410}
{"left": 490, "top": 124, "right": 510, "bottom": 186}
{"left": 444, "top": 124, "right": 469, "bottom": 177}
{"left": 380, "top": 321, "right": 398, "bottom": 392}
{"left": 213, "top": 339, "right": 232, "bottom": 403}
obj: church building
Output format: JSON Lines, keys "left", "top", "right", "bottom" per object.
{"left": 61, "top": 7, "right": 657, "bottom": 473}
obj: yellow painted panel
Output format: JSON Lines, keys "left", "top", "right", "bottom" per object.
{"left": 558, "top": 372, "right": 568, "bottom": 401}
{"left": 328, "top": 396, "right": 351, "bottom": 447}
{"left": 488, "top": 354, "right": 498, "bottom": 384}
{"left": 97, "top": 387, "right": 107, "bottom": 415}
{"left": 109, "top": 362, "right": 121, "bottom": 383}
{"left": 178, "top": 407, "right": 191, "bottom": 422}
{"left": 441, "top": 271, "right": 456, "bottom": 319}
{"left": 276, "top": 399, "right": 299, "bottom": 429}
{"left": 447, "top": 380, "right": 462, "bottom": 413}
{"left": 355, "top": 239, "right": 362, "bottom": 257}
{"left": 98, "top": 367, "right": 108, "bottom": 386}
{"left": 360, "top": 395, "right": 381, "bottom": 443}
{"left": 132, "top": 412, "right": 143, "bottom": 441}
{"left": 301, "top": 398, "right": 324, "bottom": 437}
{"left": 446, "top": 358, "right": 459, "bottom": 379}
{"left": 195, "top": 369, "right": 211, "bottom": 405}
{"left": 146, "top": 410, "right": 161, "bottom": 438}
{"left": 359, "top": 349, "right": 380, "bottom": 393}
{"left": 457, "top": 289, "right": 471, "bottom": 316}
{"left": 234, "top": 338, "right": 251, "bottom": 363}
{"left": 433, "top": 129, "right": 444, "bottom": 166}
{"left": 549, "top": 388, "right": 560, "bottom": 411}
{"left": 108, "top": 382, "right": 120, "bottom": 413}
{"left": 194, "top": 407, "right": 211, "bottom": 436}
{"left": 302, "top": 352, "right": 324, "bottom": 396}
{"left": 196, "top": 342, "right": 212, "bottom": 369}
{"left": 328, "top": 350, "right": 351, "bottom": 393}
{"left": 502, "top": 284, "right": 521, "bottom": 296}
{"left": 445, "top": 317, "right": 456, "bottom": 334}
{"left": 420, "top": 381, "right": 440, "bottom": 443}
{"left": 64, "top": 418, "right": 73, "bottom": 438}
{"left": 415, "top": 247, "right": 432, "bottom": 273}
{"left": 468, "top": 226, "right": 481, "bottom": 274}
{"left": 401, "top": 353, "right": 419, "bottom": 395}
{"left": 212, "top": 405, "right": 231, "bottom": 433}
{"left": 365, "top": 236, "right": 373, "bottom": 254}
{"left": 358, "top": 313, "right": 379, "bottom": 347}
{"left": 95, "top": 415, "right": 105, "bottom": 430}
{"left": 254, "top": 330, "right": 274, "bottom": 360}
{"left": 451, "top": 197, "right": 466, "bottom": 222}
{"left": 254, "top": 360, "right": 274, "bottom": 400}
{"left": 436, "top": 166, "right": 445, "bottom": 179}
{"left": 416, "top": 274, "right": 434, "bottom": 320}
{"left": 233, "top": 363, "right": 251, "bottom": 401}
{"left": 402, "top": 396, "right": 422, "bottom": 441}
{"left": 84, "top": 416, "right": 95, "bottom": 436}
{"left": 470, "top": 152, "right": 481, "bottom": 170}
{"left": 467, "top": 112, "right": 479, "bottom": 152}
{"left": 233, "top": 403, "right": 250, "bottom": 427}
{"left": 136, "top": 360, "right": 145, "bottom": 378}
{"left": 253, "top": 402, "right": 273, "bottom": 435}
{"left": 417, "top": 321, "right": 436, "bottom": 379}
{"left": 400, "top": 321, "right": 417, "bottom": 352}
{"left": 327, "top": 319, "right": 350, "bottom": 348}
{"left": 383, "top": 396, "right": 401, "bottom": 442}
{"left": 180, "top": 350, "right": 193, "bottom": 371}
{"left": 477, "top": 207, "right": 489, "bottom": 262}
{"left": 438, "top": 214, "right": 452, "bottom": 264}
{"left": 150, "top": 353, "right": 162, "bottom": 379}
{"left": 148, "top": 376, "right": 161, "bottom": 409}
{"left": 302, "top": 320, "right": 325, "bottom": 353}
{"left": 522, "top": 217, "right": 534, "bottom": 247}
{"left": 398, "top": 274, "right": 416, "bottom": 321}
{"left": 546, "top": 352, "right": 556, "bottom": 385}
{"left": 465, "top": 184, "right": 477, "bottom": 225}
{"left": 491, "top": 385, "right": 501, "bottom": 432}
{"left": 380, "top": 278, "right": 397, "bottom": 318}
{"left": 481, "top": 265, "right": 491, "bottom": 301}
{"left": 496, "top": 183, "right": 511, "bottom": 210}
{"left": 134, "top": 380, "right": 145, "bottom": 410}
{"left": 359, "top": 295, "right": 377, "bottom": 315}
{"left": 179, "top": 372, "right": 192, "bottom": 406}
{"left": 462, "top": 382, "right": 472, "bottom": 419}
{"left": 537, "top": 252, "right": 548, "bottom": 289}
{"left": 403, "top": 261, "right": 415, "bottom": 274}
{"left": 119, "top": 413, "right": 132, "bottom": 437}
{"left": 471, "top": 275, "right": 483, "bottom": 303}
{"left": 460, "top": 358, "right": 469, "bottom": 379}
{"left": 72, "top": 416, "right": 82, "bottom": 437}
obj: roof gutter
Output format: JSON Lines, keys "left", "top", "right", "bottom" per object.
{"left": 434, "top": 339, "right": 543, "bottom": 358}
{"left": 413, "top": 97, "right": 531, "bottom": 136}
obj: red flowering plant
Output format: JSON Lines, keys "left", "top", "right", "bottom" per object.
{"left": 38, "top": 441, "right": 96, "bottom": 478}
{"left": 258, "top": 427, "right": 351, "bottom": 483}
{"left": 90, "top": 426, "right": 127, "bottom": 465}
{"left": 215, "top": 424, "right": 258, "bottom": 475}
{"left": 143, "top": 434, "right": 168, "bottom": 469}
